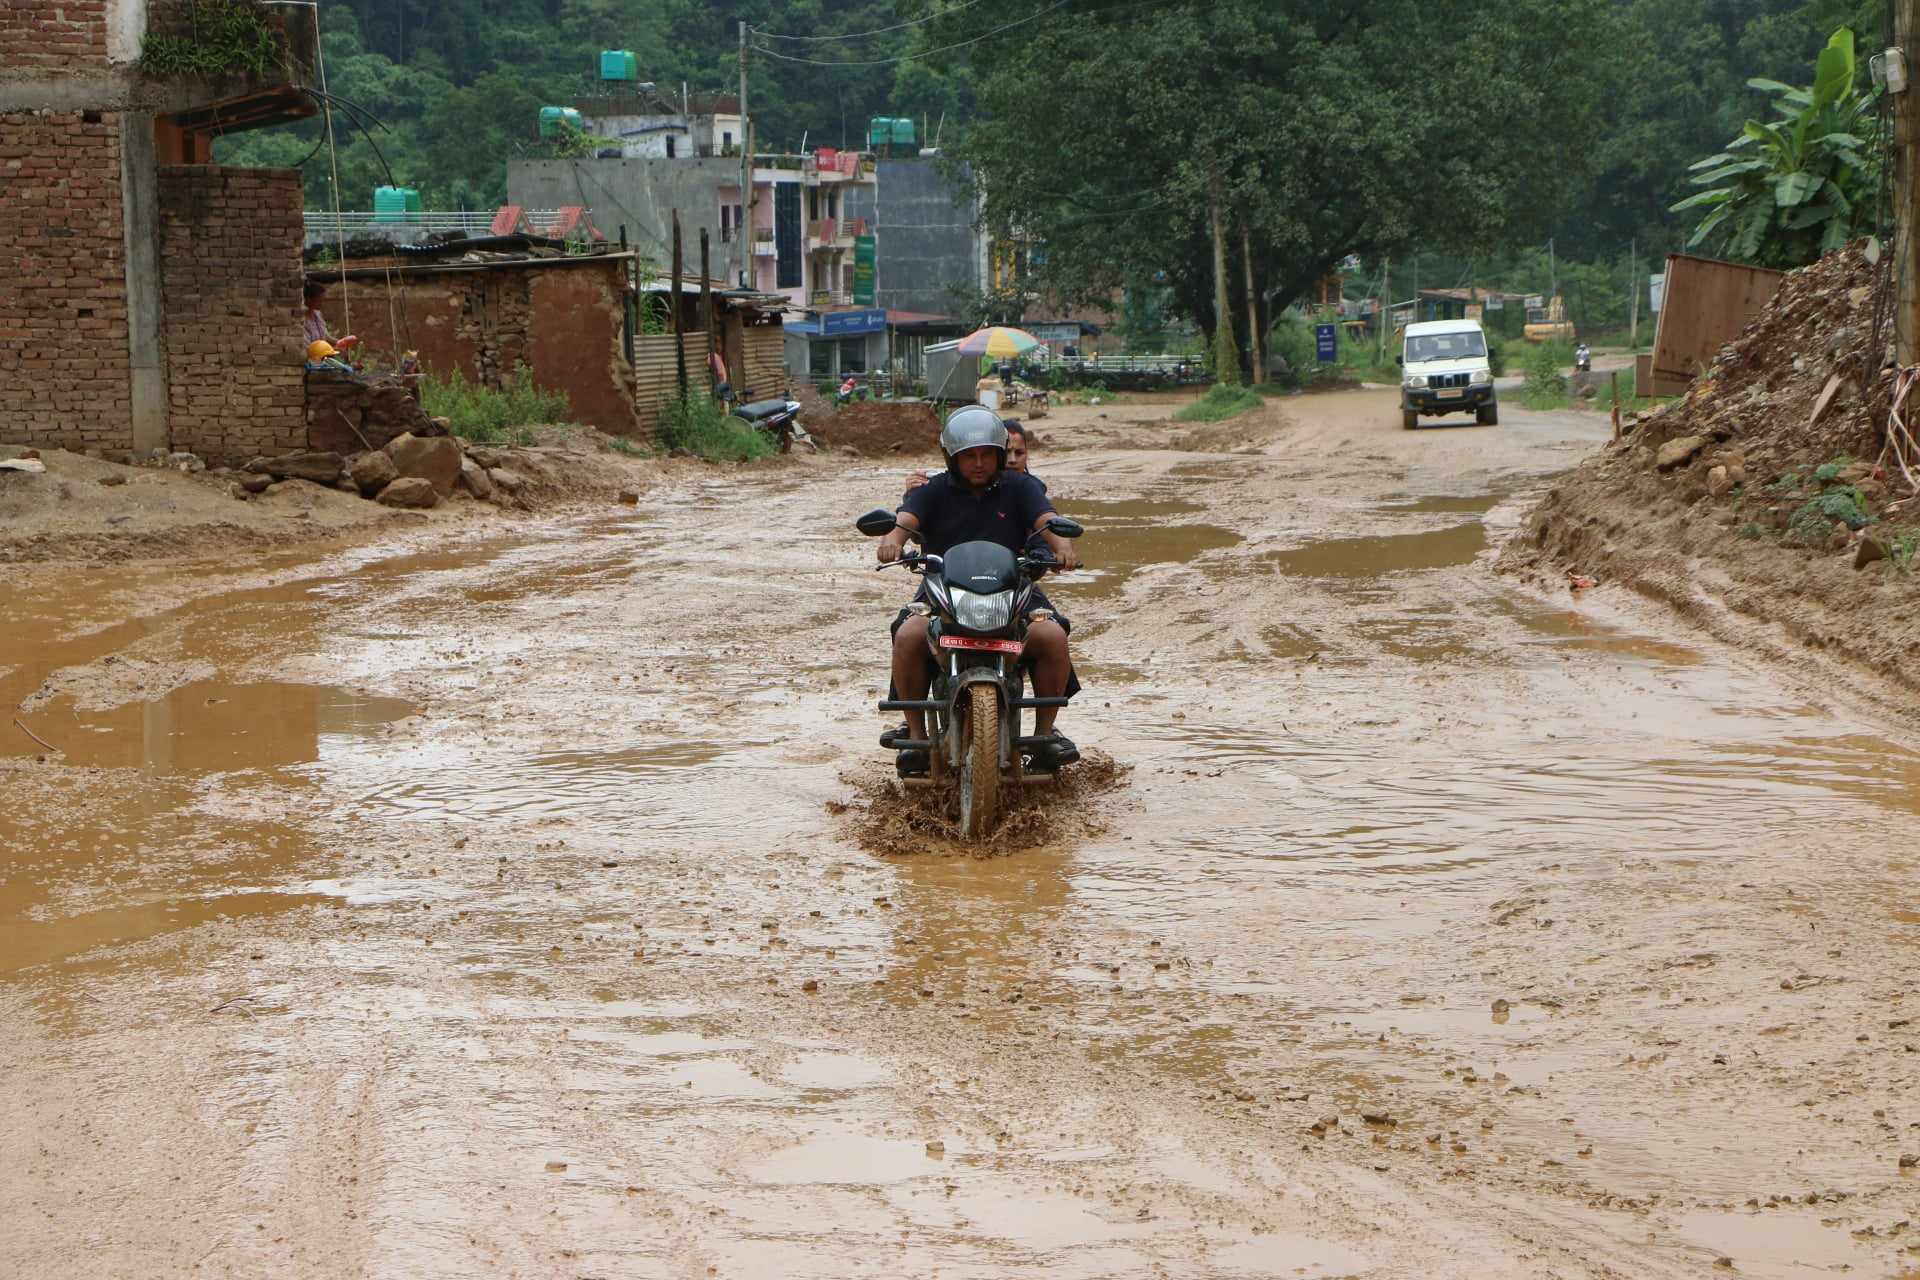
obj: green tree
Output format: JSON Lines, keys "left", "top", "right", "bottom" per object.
{"left": 1671, "top": 28, "right": 1883, "bottom": 266}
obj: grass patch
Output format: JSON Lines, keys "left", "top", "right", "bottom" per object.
{"left": 420, "top": 367, "right": 569, "bottom": 445}
{"left": 1172, "top": 384, "right": 1263, "bottom": 423}
{"left": 605, "top": 435, "right": 647, "bottom": 457}
{"left": 656, "top": 394, "right": 775, "bottom": 463}
{"left": 1889, "top": 529, "right": 1920, "bottom": 574}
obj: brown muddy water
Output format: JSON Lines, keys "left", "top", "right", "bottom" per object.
{"left": 5, "top": 396, "right": 1920, "bottom": 1278}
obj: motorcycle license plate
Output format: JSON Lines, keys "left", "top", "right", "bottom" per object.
{"left": 1437, "top": 388, "right": 1462, "bottom": 399}
{"left": 939, "top": 636, "right": 1023, "bottom": 655}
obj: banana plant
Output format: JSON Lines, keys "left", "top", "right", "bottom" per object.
{"left": 1671, "top": 28, "right": 1882, "bottom": 268}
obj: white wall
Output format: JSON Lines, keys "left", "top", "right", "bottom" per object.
{"left": 108, "top": 0, "right": 147, "bottom": 64}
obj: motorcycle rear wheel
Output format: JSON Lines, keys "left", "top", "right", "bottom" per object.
{"left": 957, "top": 684, "right": 1000, "bottom": 839}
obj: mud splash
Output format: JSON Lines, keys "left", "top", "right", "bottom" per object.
{"left": 834, "top": 750, "right": 1131, "bottom": 858}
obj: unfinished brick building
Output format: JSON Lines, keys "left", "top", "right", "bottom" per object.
{"left": 0, "top": 0, "right": 316, "bottom": 461}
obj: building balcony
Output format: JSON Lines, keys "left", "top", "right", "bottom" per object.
{"left": 753, "top": 228, "right": 777, "bottom": 256}
{"left": 807, "top": 218, "right": 837, "bottom": 246}
{"left": 811, "top": 291, "right": 854, "bottom": 308}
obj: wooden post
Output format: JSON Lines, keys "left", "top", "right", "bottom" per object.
{"left": 1241, "top": 218, "right": 1263, "bottom": 385}
{"left": 1610, "top": 370, "right": 1621, "bottom": 440}
{"left": 1897, "top": 1, "right": 1920, "bottom": 364}
{"left": 700, "top": 227, "right": 715, "bottom": 396}
{"left": 672, "top": 211, "right": 688, "bottom": 399}
{"left": 1627, "top": 237, "right": 1639, "bottom": 350}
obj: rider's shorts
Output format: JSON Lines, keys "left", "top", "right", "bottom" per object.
{"left": 889, "top": 586, "right": 1079, "bottom": 701}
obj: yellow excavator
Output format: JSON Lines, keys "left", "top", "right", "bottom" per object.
{"left": 1523, "top": 295, "right": 1576, "bottom": 343}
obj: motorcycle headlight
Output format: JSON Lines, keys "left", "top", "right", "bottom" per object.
{"left": 1469, "top": 369, "right": 1493, "bottom": 386}
{"left": 1404, "top": 375, "right": 1429, "bottom": 390}
{"left": 950, "top": 587, "right": 1014, "bottom": 633}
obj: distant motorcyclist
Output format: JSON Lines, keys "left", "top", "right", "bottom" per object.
{"left": 877, "top": 406, "right": 1080, "bottom": 775}
{"left": 1574, "top": 342, "right": 1592, "bottom": 373}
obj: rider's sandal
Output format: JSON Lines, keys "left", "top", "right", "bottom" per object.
{"left": 1035, "top": 731, "right": 1080, "bottom": 768}
{"left": 895, "top": 748, "right": 930, "bottom": 778}
{"left": 879, "top": 722, "right": 910, "bottom": 748}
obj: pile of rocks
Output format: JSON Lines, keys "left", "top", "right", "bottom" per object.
{"left": 234, "top": 430, "right": 532, "bottom": 510}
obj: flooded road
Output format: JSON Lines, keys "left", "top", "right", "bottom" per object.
{"left": 5, "top": 388, "right": 1920, "bottom": 1278}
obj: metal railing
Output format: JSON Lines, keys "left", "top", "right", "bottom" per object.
{"left": 302, "top": 210, "right": 584, "bottom": 237}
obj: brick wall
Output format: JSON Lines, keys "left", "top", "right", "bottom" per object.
{"left": 0, "top": 111, "right": 133, "bottom": 452}
{"left": 157, "top": 164, "right": 305, "bottom": 461}
{"left": 0, "top": 1, "right": 108, "bottom": 69}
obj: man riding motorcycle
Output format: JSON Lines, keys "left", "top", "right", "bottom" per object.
{"left": 878, "top": 406, "right": 1081, "bottom": 776}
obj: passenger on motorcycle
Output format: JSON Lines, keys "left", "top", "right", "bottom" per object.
{"left": 878, "top": 406, "right": 1081, "bottom": 775}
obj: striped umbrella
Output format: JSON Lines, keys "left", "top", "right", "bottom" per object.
{"left": 954, "top": 325, "right": 1043, "bottom": 358}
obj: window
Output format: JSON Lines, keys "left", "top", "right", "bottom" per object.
{"left": 666, "top": 135, "right": 677, "bottom": 158}
{"left": 810, "top": 341, "right": 833, "bottom": 378}
{"left": 839, "top": 339, "right": 867, "bottom": 374}
{"left": 1405, "top": 330, "right": 1488, "bottom": 362}
{"left": 720, "top": 205, "right": 731, "bottom": 241}
{"left": 723, "top": 130, "right": 733, "bottom": 148}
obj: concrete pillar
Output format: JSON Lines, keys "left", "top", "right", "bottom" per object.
{"left": 120, "top": 112, "right": 167, "bottom": 453}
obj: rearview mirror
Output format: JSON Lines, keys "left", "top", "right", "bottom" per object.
{"left": 1046, "top": 516, "right": 1083, "bottom": 539}
{"left": 856, "top": 508, "right": 898, "bottom": 537}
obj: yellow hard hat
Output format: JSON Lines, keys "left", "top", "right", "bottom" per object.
{"left": 307, "top": 339, "right": 338, "bottom": 362}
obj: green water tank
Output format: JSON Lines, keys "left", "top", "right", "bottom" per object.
{"left": 403, "top": 187, "right": 422, "bottom": 213}
{"left": 890, "top": 118, "right": 916, "bottom": 145}
{"left": 373, "top": 185, "right": 408, "bottom": 222}
{"left": 538, "top": 106, "right": 583, "bottom": 138}
{"left": 600, "top": 50, "right": 637, "bottom": 81}
{"left": 867, "top": 117, "right": 893, "bottom": 148}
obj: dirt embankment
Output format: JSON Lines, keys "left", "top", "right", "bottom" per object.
{"left": 1500, "top": 243, "right": 1920, "bottom": 718}
{"left": 0, "top": 437, "right": 670, "bottom": 566}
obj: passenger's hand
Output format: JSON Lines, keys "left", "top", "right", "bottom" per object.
{"left": 336, "top": 334, "right": 361, "bottom": 349}
{"left": 904, "top": 470, "right": 930, "bottom": 492}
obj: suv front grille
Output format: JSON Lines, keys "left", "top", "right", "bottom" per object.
{"left": 1429, "top": 371, "right": 1471, "bottom": 389}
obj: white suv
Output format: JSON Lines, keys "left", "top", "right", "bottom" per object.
{"left": 1399, "top": 319, "right": 1497, "bottom": 429}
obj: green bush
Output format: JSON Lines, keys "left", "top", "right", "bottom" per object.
{"left": 657, "top": 393, "right": 776, "bottom": 462}
{"left": 1786, "top": 486, "right": 1873, "bottom": 543}
{"left": 1173, "top": 384, "right": 1262, "bottom": 423}
{"left": 419, "top": 367, "right": 570, "bottom": 445}
{"left": 1267, "top": 313, "right": 1316, "bottom": 379}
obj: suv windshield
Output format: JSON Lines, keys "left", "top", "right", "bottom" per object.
{"left": 1406, "top": 331, "right": 1488, "bottom": 363}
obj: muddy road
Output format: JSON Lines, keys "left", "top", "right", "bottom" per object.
{"left": 5, "top": 388, "right": 1920, "bottom": 1279}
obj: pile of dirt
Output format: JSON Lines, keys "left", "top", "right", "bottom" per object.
{"left": 1499, "top": 242, "right": 1920, "bottom": 713}
{"left": 808, "top": 400, "right": 942, "bottom": 458}
{"left": 832, "top": 749, "right": 1131, "bottom": 858}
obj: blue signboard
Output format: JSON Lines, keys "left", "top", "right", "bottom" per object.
{"left": 822, "top": 308, "right": 888, "bottom": 337}
{"left": 1314, "top": 322, "right": 1338, "bottom": 363}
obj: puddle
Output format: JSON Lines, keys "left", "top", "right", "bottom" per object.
{"left": 1208, "top": 1232, "right": 1373, "bottom": 1277}
{"left": 1499, "top": 600, "right": 1704, "bottom": 666}
{"left": 1264, "top": 524, "right": 1486, "bottom": 578}
{"left": 750, "top": 1133, "right": 948, "bottom": 1185}
{"left": 779, "top": 1051, "right": 895, "bottom": 1091}
{"left": 1375, "top": 492, "right": 1504, "bottom": 515}
{"left": 1672, "top": 1209, "right": 1886, "bottom": 1279}
{"left": 26, "top": 681, "right": 413, "bottom": 774}
{"left": 1048, "top": 495, "right": 1242, "bottom": 599}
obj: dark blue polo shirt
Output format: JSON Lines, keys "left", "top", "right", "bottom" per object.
{"left": 898, "top": 470, "right": 1054, "bottom": 557}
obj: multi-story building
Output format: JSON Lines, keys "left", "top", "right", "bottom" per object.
{"left": 0, "top": 0, "right": 319, "bottom": 459}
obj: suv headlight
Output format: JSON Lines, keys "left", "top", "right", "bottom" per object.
{"left": 1403, "top": 374, "right": 1429, "bottom": 390}
{"left": 950, "top": 587, "right": 1013, "bottom": 633}
{"left": 1469, "top": 369, "right": 1493, "bottom": 386}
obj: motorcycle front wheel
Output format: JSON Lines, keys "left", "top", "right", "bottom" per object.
{"left": 957, "top": 684, "right": 1001, "bottom": 839}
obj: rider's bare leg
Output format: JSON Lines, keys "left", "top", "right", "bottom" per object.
{"left": 892, "top": 615, "right": 932, "bottom": 740}
{"left": 1025, "top": 618, "right": 1069, "bottom": 734}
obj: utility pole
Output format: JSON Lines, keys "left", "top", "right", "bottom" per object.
{"left": 1208, "top": 163, "right": 1239, "bottom": 385}
{"left": 1241, "top": 218, "right": 1263, "bottom": 385}
{"left": 1896, "top": 1, "right": 1919, "bottom": 363}
{"left": 1378, "top": 255, "right": 1391, "bottom": 362}
{"left": 1628, "top": 237, "right": 1640, "bottom": 349}
{"left": 738, "top": 20, "right": 752, "bottom": 289}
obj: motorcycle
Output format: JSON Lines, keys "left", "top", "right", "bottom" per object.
{"left": 856, "top": 507, "right": 1085, "bottom": 839}
{"left": 728, "top": 392, "right": 809, "bottom": 453}
{"left": 1574, "top": 345, "right": 1592, "bottom": 374}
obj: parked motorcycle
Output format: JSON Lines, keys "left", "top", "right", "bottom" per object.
{"left": 728, "top": 393, "right": 808, "bottom": 453}
{"left": 856, "top": 507, "right": 1086, "bottom": 839}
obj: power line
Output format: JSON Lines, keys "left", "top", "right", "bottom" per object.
{"left": 749, "top": 0, "right": 1072, "bottom": 67}
{"left": 755, "top": 0, "right": 996, "bottom": 43}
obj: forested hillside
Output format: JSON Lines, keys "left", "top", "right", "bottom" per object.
{"left": 218, "top": 0, "right": 1887, "bottom": 331}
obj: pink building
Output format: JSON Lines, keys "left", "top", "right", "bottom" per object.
{"left": 720, "top": 149, "right": 876, "bottom": 310}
